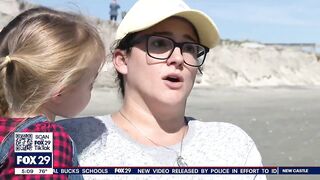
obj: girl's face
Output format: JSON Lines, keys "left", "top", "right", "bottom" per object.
{"left": 124, "top": 17, "right": 199, "bottom": 106}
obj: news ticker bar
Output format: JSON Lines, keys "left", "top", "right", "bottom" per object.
{"left": 14, "top": 167, "right": 320, "bottom": 175}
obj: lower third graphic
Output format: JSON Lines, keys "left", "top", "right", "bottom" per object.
{"left": 14, "top": 132, "right": 53, "bottom": 175}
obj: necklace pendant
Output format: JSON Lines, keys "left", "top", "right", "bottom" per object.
{"left": 177, "top": 156, "right": 188, "bottom": 167}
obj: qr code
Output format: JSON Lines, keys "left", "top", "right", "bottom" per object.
{"left": 15, "top": 133, "right": 33, "bottom": 151}
{"left": 14, "top": 132, "right": 53, "bottom": 152}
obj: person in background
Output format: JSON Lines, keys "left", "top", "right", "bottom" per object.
{"left": 0, "top": 7, "right": 105, "bottom": 179}
{"left": 109, "top": 0, "right": 120, "bottom": 23}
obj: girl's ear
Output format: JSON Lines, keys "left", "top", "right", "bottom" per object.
{"left": 42, "top": 88, "right": 64, "bottom": 113}
{"left": 50, "top": 89, "right": 64, "bottom": 104}
{"left": 113, "top": 49, "right": 128, "bottom": 75}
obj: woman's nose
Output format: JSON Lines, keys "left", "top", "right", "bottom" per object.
{"left": 166, "top": 47, "right": 184, "bottom": 67}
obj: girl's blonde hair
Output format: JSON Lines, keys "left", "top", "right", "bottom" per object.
{"left": 0, "top": 7, "right": 105, "bottom": 116}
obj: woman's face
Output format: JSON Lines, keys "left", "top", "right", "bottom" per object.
{"left": 124, "top": 17, "right": 199, "bottom": 106}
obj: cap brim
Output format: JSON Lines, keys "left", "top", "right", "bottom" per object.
{"left": 116, "top": 8, "right": 220, "bottom": 48}
{"left": 175, "top": 10, "right": 220, "bottom": 48}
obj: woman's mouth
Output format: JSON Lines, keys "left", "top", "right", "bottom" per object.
{"left": 166, "top": 76, "right": 180, "bottom": 82}
{"left": 162, "top": 74, "right": 184, "bottom": 89}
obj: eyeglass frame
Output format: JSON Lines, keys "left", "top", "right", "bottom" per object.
{"left": 128, "top": 34, "right": 210, "bottom": 67}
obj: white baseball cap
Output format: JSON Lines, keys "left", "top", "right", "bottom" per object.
{"left": 116, "top": 0, "right": 220, "bottom": 48}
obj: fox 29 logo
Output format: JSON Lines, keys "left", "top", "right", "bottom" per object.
{"left": 15, "top": 153, "right": 52, "bottom": 168}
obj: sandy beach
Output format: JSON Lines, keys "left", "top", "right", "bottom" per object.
{"left": 75, "top": 86, "right": 320, "bottom": 180}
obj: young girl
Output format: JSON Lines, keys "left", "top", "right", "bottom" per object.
{"left": 0, "top": 7, "right": 105, "bottom": 179}
{"left": 77, "top": 0, "right": 266, "bottom": 179}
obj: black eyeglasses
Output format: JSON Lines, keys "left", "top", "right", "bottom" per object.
{"left": 130, "top": 35, "right": 209, "bottom": 67}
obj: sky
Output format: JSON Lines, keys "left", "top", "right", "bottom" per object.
{"left": 27, "top": 0, "right": 320, "bottom": 44}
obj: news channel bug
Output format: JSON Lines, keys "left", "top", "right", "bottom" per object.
{"left": 14, "top": 132, "right": 53, "bottom": 175}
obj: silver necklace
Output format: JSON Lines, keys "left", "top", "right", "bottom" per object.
{"left": 119, "top": 111, "right": 188, "bottom": 167}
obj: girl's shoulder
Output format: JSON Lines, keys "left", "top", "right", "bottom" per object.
{"left": 0, "top": 116, "right": 69, "bottom": 134}
{"left": 23, "top": 120, "right": 68, "bottom": 133}
{"left": 22, "top": 120, "right": 73, "bottom": 148}
{"left": 22, "top": 119, "right": 74, "bottom": 166}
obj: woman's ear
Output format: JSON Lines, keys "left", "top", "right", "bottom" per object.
{"left": 113, "top": 49, "right": 128, "bottom": 75}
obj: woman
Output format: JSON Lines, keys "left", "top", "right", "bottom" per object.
{"left": 79, "top": 0, "right": 266, "bottom": 179}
